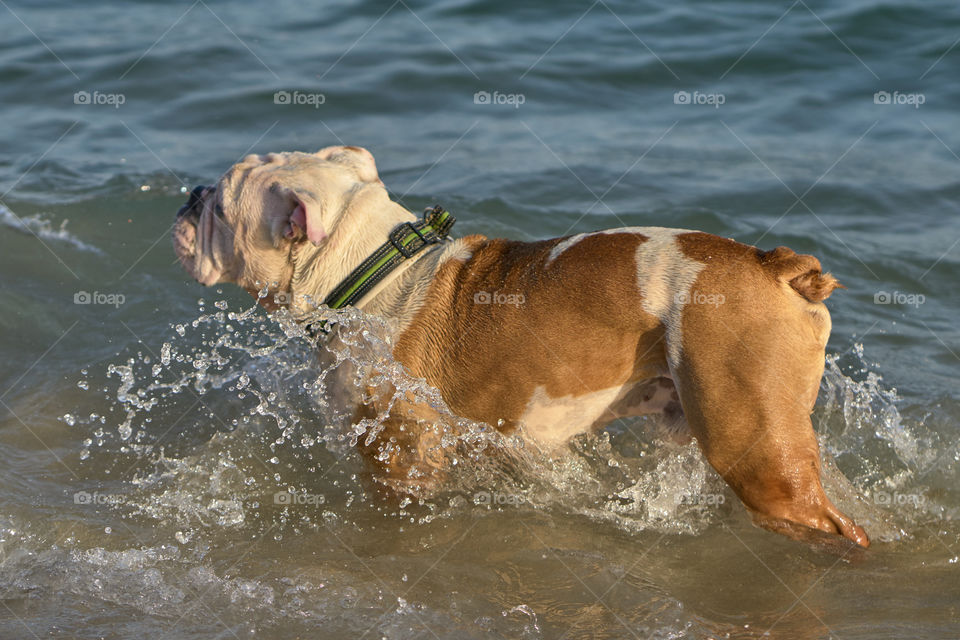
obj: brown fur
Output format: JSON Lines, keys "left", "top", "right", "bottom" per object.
{"left": 393, "top": 233, "right": 665, "bottom": 425}
{"left": 382, "top": 231, "right": 869, "bottom": 547}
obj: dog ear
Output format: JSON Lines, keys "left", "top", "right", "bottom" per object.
{"left": 315, "top": 145, "right": 381, "bottom": 184}
{"left": 284, "top": 189, "right": 327, "bottom": 246}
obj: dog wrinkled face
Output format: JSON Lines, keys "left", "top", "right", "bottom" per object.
{"left": 172, "top": 145, "right": 382, "bottom": 293}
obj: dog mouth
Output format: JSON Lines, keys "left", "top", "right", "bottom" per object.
{"left": 172, "top": 184, "right": 218, "bottom": 282}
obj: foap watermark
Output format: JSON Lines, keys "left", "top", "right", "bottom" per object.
{"left": 274, "top": 491, "right": 325, "bottom": 506}
{"left": 873, "top": 490, "right": 925, "bottom": 507}
{"left": 473, "top": 90, "right": 525, "bottom": 108}
{"left": 873, "top": 91, "right": 925, "bottom": 108}
{"left": 74, "top": 490, "right": 126, "bottom": 506}
{"left": 675, "top": 290, "right": 725, "bottom": 307}
{"left": 473, "top": 290, "right": 525, "bottom": 307}
{"left": 74, "top": 291, "right": 125, "bottom": 308}
{"left": 674, "top": 90, "right": 725, "bottom": 108}
{"left": 274, "top": 90, "right": 326, "bottom": 108}
{"left": 680, "top": 493, "right": 726, "bottom": 506}
{"left": 874, "top": 290, "right": 925, "bottom": 307}
{"left": 474, "top": 491, "right": 526, "bottom": 506}
{"left": 73, "top": 90, "right": 126, "bottom": 108}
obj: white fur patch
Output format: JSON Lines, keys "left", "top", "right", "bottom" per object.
{"left": 632, "top": 228, "right": 704, "bottom": 370}
{"left": 546, "top": 227, "right": 704, "bottom": 370}
{"left": 443, "top": 239, "right": 474, "bottom": 263}
{"left": 518, "top": 377, "right": 690, "bottom": 451}
{"left": 519, "top": 384, "right": 624, "bottom": 449}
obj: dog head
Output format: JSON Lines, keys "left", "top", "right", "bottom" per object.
{"left": 172, "top": 145, "right": 385, "bottom": 297}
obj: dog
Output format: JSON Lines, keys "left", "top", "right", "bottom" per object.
{"left": 172, "top": 145, "right": 869, "bottom": 548}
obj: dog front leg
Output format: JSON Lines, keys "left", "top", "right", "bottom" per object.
{"left": 354, "top": 390, "right": 452, "bottom": 497}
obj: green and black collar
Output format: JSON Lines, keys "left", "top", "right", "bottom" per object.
{"left": 304, "top": 205, "right": 453, "bottom": 337}
{"left": 322, "top": 205, "right": 455, "bottom": 310}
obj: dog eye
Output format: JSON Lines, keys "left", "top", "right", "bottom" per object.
{"left": 214, "top": 203, "right": 225, "bottom": 218}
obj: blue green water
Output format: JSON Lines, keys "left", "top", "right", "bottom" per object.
{"left": 1, "top": 1, "right": 958, "bottom": 638}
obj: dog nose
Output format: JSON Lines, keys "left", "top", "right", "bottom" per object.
{"left": 177, "top": 185, "right": 209, "bottom": 218}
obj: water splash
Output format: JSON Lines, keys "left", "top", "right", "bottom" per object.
{"left": 69, "top": 294, "right": 947, "bottom": 545}
{"left": 816, "top": 345, "right": 947, "bottom": 540}
{"left": 819, "top": 344, "right": 933, "bottom": 474}
{"left": 70, "top": 293, "right": 515, "bottom": 529}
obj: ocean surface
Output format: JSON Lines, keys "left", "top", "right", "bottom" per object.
{"left": 1, "top": 0, "right": 958, "bottom": 637}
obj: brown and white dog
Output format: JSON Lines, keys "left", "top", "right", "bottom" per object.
{"left": 172, "top": 145, "right": 869, "bottom": 548}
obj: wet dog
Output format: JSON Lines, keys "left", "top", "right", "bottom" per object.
{"left": 172, "top": 145, "right": 869, "bottom": 547}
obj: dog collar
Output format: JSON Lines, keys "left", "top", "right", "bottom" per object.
{"left": 323, "top": 205, "right": 455, "bottom": 310}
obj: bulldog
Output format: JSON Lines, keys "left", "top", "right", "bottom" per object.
{"left": 172, "top": 145, "right": 869, "bottom": 548}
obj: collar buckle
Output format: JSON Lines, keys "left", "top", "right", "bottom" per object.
{"left": 389, "top": 221, "right": 426, "bottom": 258}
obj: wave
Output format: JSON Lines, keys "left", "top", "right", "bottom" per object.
{"left": 0, "top": 203, "right": 103, "bottom": 254}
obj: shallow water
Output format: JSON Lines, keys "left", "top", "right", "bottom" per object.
{"left": 1, "top": 1, "right": 959, "bottom": 638}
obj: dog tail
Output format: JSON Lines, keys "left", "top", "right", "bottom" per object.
{"left": 758, "top": 246, "right": 843, "bottom": 303}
